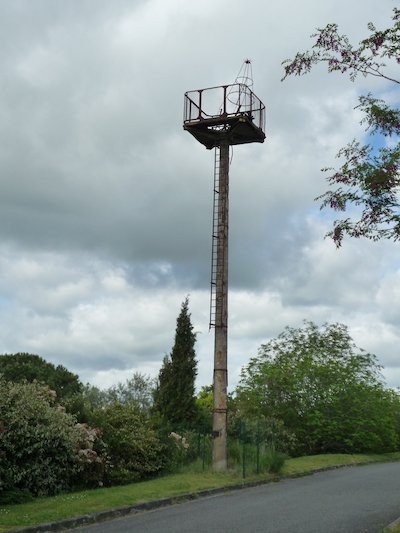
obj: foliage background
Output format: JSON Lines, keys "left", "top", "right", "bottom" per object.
{"left": 235, "top": 321, "right": 400, "bottom": 455}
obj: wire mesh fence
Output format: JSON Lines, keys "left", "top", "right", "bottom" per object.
{"left": 159, "top": 419, "right": 285, "bottom": 478}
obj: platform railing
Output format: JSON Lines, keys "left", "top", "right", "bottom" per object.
{"left": 184, "top": 83, "right": 265, "bottom": 133}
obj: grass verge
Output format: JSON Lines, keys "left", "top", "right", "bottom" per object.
{"left": 281, "top": 452, "right": 400, "bottom": 475}
{"left": 1, "top": 452, "right": 400, "bottom": 532}
{"left": 380, "top": 520, "right": 400, "bottom": 533}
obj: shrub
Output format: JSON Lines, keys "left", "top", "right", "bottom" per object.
{"left": 0, "top": 380, "right": 82, "bottom": 497}
{"left": 91, "top": 403, "right": 165, "bottom": 485}
{"left": 260, "top": 447, "right": 286, "bottom": 474}
{"left": 0, "top": 487, "right": 33, "bottom": 505}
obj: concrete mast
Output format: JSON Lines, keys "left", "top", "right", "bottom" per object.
{"left": 183, "top": 63, "right": 265, "bottom": 471}
{"left": 212, "top": 137, "right": 229, "bottom": 470}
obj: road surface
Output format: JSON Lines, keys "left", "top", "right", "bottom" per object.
{"left": 69, "top": 462, "right": 400, "bottom": 533}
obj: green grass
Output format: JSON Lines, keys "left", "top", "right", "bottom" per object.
{"left": 1, "top": 452, "right": 400, "bottom": 532}
{"left": 281, "top": 452, "right": 400, "bottom": 475}
{"left": 0, "top": 472, "right": 248, "bottom": 532}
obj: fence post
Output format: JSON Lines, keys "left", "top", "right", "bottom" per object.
{"left": 242, "top": 421, "right": 246, "bottom": 479}
{"left": 179, "top": 423, "right": 184, "bottom": 467}
{"left": 202, "top": 417, "right": 207, "bottom": 471}
{"left": 271, "top": 419, "right": 275, "bottom": 450}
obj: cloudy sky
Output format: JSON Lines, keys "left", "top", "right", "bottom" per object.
{"left": 0, "top": 0, "right": 399, "bottom": 392}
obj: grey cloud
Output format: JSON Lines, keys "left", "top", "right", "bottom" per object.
{"left": 0, "top": 0, "right": 398, "bottom": 390}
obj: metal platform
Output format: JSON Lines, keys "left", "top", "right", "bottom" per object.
{"left": 183, "top": 83, "right": 266, "bottom": 149}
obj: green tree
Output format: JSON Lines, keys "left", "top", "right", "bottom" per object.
{"left": 66, "top": 374, "right": 156, "bottom": 424}
{"left": 153, "top": 297, "right": 198, "bottom": 426}
{"left": 62, "top": 383, "right": 108, "bottom": 423}
{"left": 235, "top": 321, "right": 399, "bottom": 455}
{"left": 0, "top": 353, "right": 82, "bottom": 399}
{"left": 105, "top": 372, "right": 155, "bottom": 414}
{"left": 282, "top": 8, "right": 400, "bottom": 246}
{"left": 196, "top": 385, "right": 213, "bottom": 418}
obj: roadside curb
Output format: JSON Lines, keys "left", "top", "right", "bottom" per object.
{"left": 6, "top": 458, "right": 400, "bottom": 533}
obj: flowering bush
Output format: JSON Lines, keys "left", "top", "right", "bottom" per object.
{"left": 73, "top": 423, "right": 110, "bottom": 488}
{"left": 0, "top": 379, "right": 84, "bottom": 497}
{"left": 169, "top": 432, "right": 190, "bottom": 450}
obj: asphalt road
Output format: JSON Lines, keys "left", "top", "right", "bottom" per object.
{"left": 70, "top": 462, "right": 400, "bottom": 533}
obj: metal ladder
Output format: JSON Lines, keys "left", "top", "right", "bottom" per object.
{"left": 209, "top": 146, "right": 220, "bottom": 329}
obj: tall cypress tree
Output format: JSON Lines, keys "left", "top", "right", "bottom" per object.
{"left": 154, "top": 297, "right": 198, "bottom": 426}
